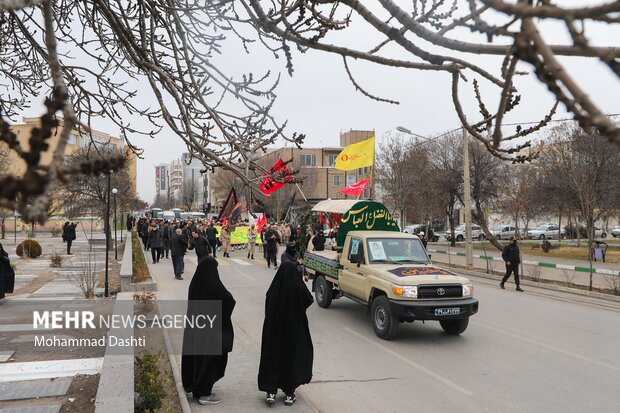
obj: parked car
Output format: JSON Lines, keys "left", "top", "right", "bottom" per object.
{"left": 527, "top": 224, "right": 564, "bottom": 240}
{"left": 612, "top": 226, "right": 620, "bottom": 238}
{"left": 490, "top": 225, "right": 519, "bottom": 240}
{"left": 403, "top": 224, "right": 423, "bottom": 234}
{"left": 445, "top": 224, "right": 484, "bottom": 242}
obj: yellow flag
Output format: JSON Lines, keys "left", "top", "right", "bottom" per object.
{"left": 335, "top": 137, "right": 375, "bottom": 171}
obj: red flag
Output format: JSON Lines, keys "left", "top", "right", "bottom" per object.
{"left": 222, "top": 217, "right": 227, "bottom": 227}
{"left": 339, "top": 178, "right": 371, "bottom": 197}
{"left": 260, "top": 159, "right": 293, "bottom": 195}
{"left": 256, "top": 214, "right": 267, "bottom": 233}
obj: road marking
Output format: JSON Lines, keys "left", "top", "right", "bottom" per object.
{"left": 230, "top": 258, "right": 252, "bottom": 266}
{"left": 343, "top": 327, "right": 473, "bottom": 396}
{"left": 474, "top": 322, "right": 620, "bottom": 372}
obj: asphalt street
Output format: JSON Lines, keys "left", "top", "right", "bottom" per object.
{"left": 152, "top": 248, "right": 620, "bottom": 413}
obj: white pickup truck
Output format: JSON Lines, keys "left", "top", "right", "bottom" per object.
{"left": 304, "top": 200, "right": 479, "bottom": 340}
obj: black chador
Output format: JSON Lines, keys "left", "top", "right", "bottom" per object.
{"left": 258, "top": 262, "right": 314, "bottom": 402}
{"left": 182, "top": 257, "right": 236, "bottom": 401}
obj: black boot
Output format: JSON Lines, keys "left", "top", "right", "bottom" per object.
{"left": 499, "top": 282, "right": 505, "bottom": 289}
{"left": 247, "top": 253, "right": 250, "bottom": 259}
{"left": 516, "top": 286, "right": 524, "bottom": 292}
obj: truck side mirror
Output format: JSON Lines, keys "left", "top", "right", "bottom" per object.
{"left": 357, "top": 245, "right": 364, "bottom": 267}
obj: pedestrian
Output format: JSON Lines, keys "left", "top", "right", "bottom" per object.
{"left": 281, "top": 242, "right": 308, "bottom": 281}
{"left": 148, "top": 222, "right": 164, "bottom": 263}
{"left": 189, "top": 229, "right": 212, "bottom": 263}
{"left": 0, "top": 242, "right": 16, "bottom": 300}
{"left": 501, "top": 236, "right": 524, "bottom": 292}
{"left": 140, "top": 219, "right": 150, "bottom": 250}
{"left": 311, "top": 230, "right": 326, "bottom": 251}
{"left": 419, "top": 231, "right": 428, "bottom": 249}
{"left": 126, "top": 214, "right": 133, "bottom": 232}
{"left": 265, "top": 224, "right": 281, "bottom": 269}
{"left": 62, "top": 222, "right": 77, "bottom": 255}
{"left": 162, "top": 222, "right": 172, "bottom": 259}
{"left": 182, "top": 257, "right": 236, "bottom": 405}
{"left": 260, "top": 226, "right": 267, "bottom": 259}
{"left": 258, "top": 262, "right": 313, "bottom": 406}
{"left": 171, "top": 228, "right": 188, "bottom": 280}
{"left": 247, "top": 224, "right": 257, "bottom": 259}
{"left": 282, "top": 223, "right": 291, "bottom": 245}
{"left": 221, "top": 225, "right": 231, "bottom": 258}
{"left": 205, "top": 222, "right": 218, "bottom": 258}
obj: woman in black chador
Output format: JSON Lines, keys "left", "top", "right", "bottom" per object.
{"left": 182, "top": 257, "right": 235, "bottom": 405}
{"left": 258, "top": 261, "right": 314, "bottom": 406}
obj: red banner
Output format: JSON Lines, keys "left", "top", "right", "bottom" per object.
{"left": 260, "top": 159, "right": 292, "bottom": 195}
{"left": 339, "top": 178, "right": 370, "bottom": 197}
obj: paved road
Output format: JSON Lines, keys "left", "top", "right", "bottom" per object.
{"left": 150, "top": 248, "right": 620, "bottom": 413}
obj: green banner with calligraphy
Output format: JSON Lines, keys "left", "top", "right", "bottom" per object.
{"left": 336, "top": 201, "right": 400, "bottom": 250}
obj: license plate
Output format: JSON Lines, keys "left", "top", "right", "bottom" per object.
{"left": 435, "top": 307, "right": 460, "bottom": 316}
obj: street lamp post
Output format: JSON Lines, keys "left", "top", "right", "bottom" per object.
{"left": 112, "top": 188, "right": 118, "bottom": 260}
{"left": 104, "top": 172, "right": 111, "bottom": 298}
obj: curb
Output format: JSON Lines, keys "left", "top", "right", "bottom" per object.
{"left": 428, "top": 248, "right": 620, "bottom": 277}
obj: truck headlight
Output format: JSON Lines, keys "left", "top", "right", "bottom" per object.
{"left": 462, "top": 283, "right": 473, "bottom": 297}
{"left": 392, "top": 285, "right": 418, "bottom": 298}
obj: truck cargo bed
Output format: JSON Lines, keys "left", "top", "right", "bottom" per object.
{"left": 304, "top": 250, "right": 340, "bottom": 278}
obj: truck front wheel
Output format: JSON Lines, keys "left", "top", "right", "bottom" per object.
{"left": 371, "top": 296, "right": 399, "bottom": 340}
{"left": 439, "top": 318, "right": 469, "bottom": 335}
{"left": 315, "top": 275, "right": 333, "bottom": 308}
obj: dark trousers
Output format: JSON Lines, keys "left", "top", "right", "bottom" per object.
{"left": 162, "top": 239, "right": 171, "bottom": 258}
{"left": 66, "top": 240, "right": 73, "bottom": 255}
{"left": 151, "top": 247, "right": 162, "bottom": 263}
{"left": 266, "top": 250, "right": 277, "bottom": 267}
{"left": 172, "top": 255, "right": 185, "bottom": 277}
{"left": 142, "top": 235, "right": 148, "bottom": 249}
{"left": 501, "top": 263, "right": 520, "bottom": 286}
{"left": 207, "top": 239, "right": 217, "bottom": 258}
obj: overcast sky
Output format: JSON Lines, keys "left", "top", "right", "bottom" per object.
{"left": 14, "top": 1, "right": 620, "bottom": 204}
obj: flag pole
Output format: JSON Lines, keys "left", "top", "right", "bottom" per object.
{"left": 295, "top": 183, "right": 309, "bottom": 203}
{"left": 369, "top": 136, "right": 376, "bottom": 200}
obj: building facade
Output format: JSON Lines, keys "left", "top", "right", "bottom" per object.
{"left": 5, "top": 117, "right": 137, "bottom": 193}
{"left": 154, "top": 163, "right": 169, "bottom": 200}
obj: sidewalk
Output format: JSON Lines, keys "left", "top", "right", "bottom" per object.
{"left": 428, "top": 245, "right": 620, "bottom": 291}
{"left": 0, "top": 233, "right": 115, "bottom": 412}
{"left": 144, "top": 248, "right": 316, "bottom": 412}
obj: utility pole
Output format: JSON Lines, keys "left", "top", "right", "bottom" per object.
{"left": 463, "top": 128, "right": 474, "bottom": 270}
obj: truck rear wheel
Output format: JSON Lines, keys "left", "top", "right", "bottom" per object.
{"left": 371, "top": 296, "right": 399, "bottom": 340}
{"left": 315, "top": 275, "right": 333, "bottom": 308}
{"left": 439, "top": 317, "right": 469, "bottom": 335}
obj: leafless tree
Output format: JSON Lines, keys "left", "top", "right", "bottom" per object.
{"left": 375, "top": 132, "right": 418, "bottom": 227}
{"left": 428, "top": 131, "right": 463, "bottom": 246}
{"left": 60, "top": 145, "right": 135, "bottom": 223}
{"left": 180, "top": 179, "right": 197, "bottom": 212}
{"left": 464, "top": 138, "right": 508, "bottom": 250}
{"left": 0, "top": 0, "right": 305, "bottom": 222}
{"left": 539, "top": 124, "right": 620, "bottom": 290}
{"left": 242, "top": 1, "right": 620, "bottom": 159}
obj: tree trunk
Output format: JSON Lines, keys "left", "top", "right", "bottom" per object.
{"left": 448, "top": 206, "right": 456, "bottom": 247}
{"left": 474, "top": 201, "right": 503, "bottom": 250}
{"left": 0, "top": 217, "right": 5, "bottom": 239}
{"left": 587, "top": 212, "right": 594, "bottom": 291}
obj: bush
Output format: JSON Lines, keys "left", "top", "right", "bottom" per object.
{"left": 48, "top": 222, "right": 63, "bottom": 237}
{"left": 16, "top": 239, "right": 42, "bottom": 258}
{"left": 50, "top": 252, "right": 63, "bottom": 268}
{"left": 135, "top": 353, "right": 165, "bottom": 413}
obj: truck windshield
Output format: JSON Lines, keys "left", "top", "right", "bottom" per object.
{"left": 366, "top": 238, "right": 429, "bottom": 264}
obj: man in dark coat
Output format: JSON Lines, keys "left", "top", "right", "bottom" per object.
{"left": 0, "top": 243, "right": 15, "bottom": 299}
{"left": 311, "top": 230, "right": 326, "bottom": 251}
{"left": 182, "top": 257, "right": 235, "bottom": 405}
{"left": 147, "top": 223, "right": 164, "bottom": 263}
{"left": 205, "top": 223, "right": 218, "bottom": 258}
{"left": 126, "top": 214, "right": 133, "bottom": 232}
{"left": 162, "top": 222, "right": 173, "bottom": 259}
{"left": 189, "top": 230, "right": 212, "bottom": 263}
{"left": 258, "top": 262, "right": 313, "bottom": 406}
{"left": 264, "top": 225, "right": 281, "bottom": 269}
{"left": 62, "top": 222, "right": 77, "bottom": 255}
{"left": 170, "top": 228, "right": 188, "bottom": 280}
{"left": 501, "top": 236, "right": 524, "bottom": 292}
